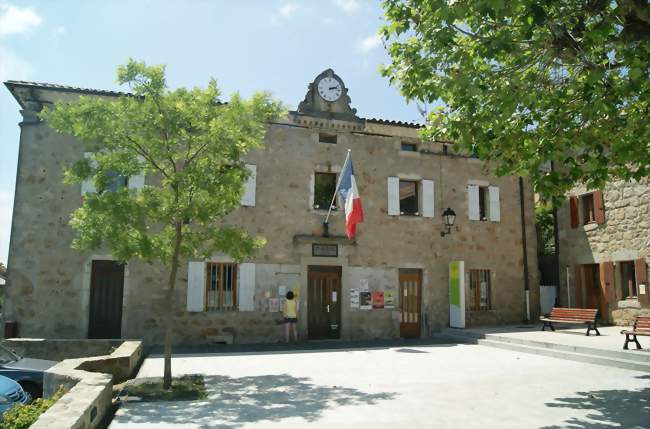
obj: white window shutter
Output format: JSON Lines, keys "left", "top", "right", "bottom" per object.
{"left": 468, "top": 185, "right": 480, "bottom": 220}
{"left": 387, "top": 177, "right": 400, "bottom": 216}
{"left": 489, "top": 186, "right": 500, "bottom": 222}
{"left": 128, "top": 174, "right": 145, "bottom": 190}
{"left": 422, "top": 180, "right": 434, "bottom": 218}
{"left": 128, "top": 156, "right": 145, "bottom": 190}
{"left": 241, "top": 164, "right": 256, "bottom": 206}
{"left": 238, "top": 263, "right": 255, "bottom": 311}
{"left": 186, "top": 262, "right": 206, "bottom": 312}
{"left": 81, "top": 152, "right": 97, "bottom": 195}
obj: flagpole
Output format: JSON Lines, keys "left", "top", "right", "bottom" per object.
{"left": 323, "top": 149, "right": 351, "bottom": 230}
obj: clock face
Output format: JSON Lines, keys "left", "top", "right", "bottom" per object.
{"left": 317, "top": 77, "right": 343, "bottom": 102}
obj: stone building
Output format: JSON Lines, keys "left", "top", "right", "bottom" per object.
{"left": 557, "top": 179, "right": 650, "bottom": 325}
{"left": 3, "top": 70, "right": 539, "bottom": 344}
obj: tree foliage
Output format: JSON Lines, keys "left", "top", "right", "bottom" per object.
{"left": 381, "top": 0, "right": 649, "bottom": 198}
{"left": 535, "top": 201, "right": 556, "bottom": 255}
{"left": 41, "top": 59, "right": 284, "bottom": 387}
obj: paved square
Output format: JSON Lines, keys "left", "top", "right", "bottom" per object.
{"left": 111, "top": 342, "right": 649, "bottom": 428}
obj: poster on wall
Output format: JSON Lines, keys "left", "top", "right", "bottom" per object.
{"left": 268, "top": 298, "right": 280, "bottom": 313}
{"left": 359, "top": 292, "right": 372, "bottom": 310}
{"left": 372, "top": 292, "right": 384, "bottom": 309}
{"left": 359, "top": 278, "right": 369, "bottom": 292}
{"left": 384, "top": 291, "right": 395, "bottom": 309}
{"left": 350, "top": 289, "right": 360, "bottom": 309}
{"left": 449, "top": 260, "right": 466, "bottom": 328}
{"left": 278, "top": 285, "right": 287, "bottom": 297}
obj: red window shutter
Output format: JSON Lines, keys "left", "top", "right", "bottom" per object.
{"left": 569, "top": 196, "right": 579, "bottom": 228}
{"left": 593, "top": 191, "right": 605, "bottom": 224}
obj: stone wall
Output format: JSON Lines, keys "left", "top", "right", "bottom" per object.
{"left": 558, "top": 178, "right": 650, "bottom": 324}
{"left": 4, "top": 84, "right": 539, "bottom": 344}
{"left": 2, "top": 338, "right": 123, "bottom": 361}
{"left": 31, "top": 340, "right": 143, "bottom": 429}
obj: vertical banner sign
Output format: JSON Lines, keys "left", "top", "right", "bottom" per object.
{"left": 449, "top": 261, "right": 465, "bottom": 328}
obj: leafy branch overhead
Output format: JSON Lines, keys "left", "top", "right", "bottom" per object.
{"left": 381, "top": 0, "right": 649, "bottom": 199}
{"left": 41, "top": 59, "right": 285, "bottom": 264}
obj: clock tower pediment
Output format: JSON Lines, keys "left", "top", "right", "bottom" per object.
{"left": 295, "top": 69, "right": 363, "bottom": 125}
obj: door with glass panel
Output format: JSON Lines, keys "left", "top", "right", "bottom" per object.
{"left": 399, "top": 269, "right": 421, "bottom": 338}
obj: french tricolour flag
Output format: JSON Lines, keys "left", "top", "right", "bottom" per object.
{"left": 337, "top": 153, "right": 364, "bottom": 239}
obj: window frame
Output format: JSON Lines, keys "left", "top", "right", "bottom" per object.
{"left": 399, "top": 179, "right": 420, "bottom": 216}
{"left": 313, "top": 172, "right": 339, "bottom": 211}
{"left": 205, "top": 262, "right": 238, "bottom": 311}
{"left": 469, "top": 269, "right": 492, "bottom": 311}
{"left": 580, "top": 193, "right": 596, "bottom": 225}
{"left": 318, "top": 132, "right": 337, "bottom": 144}
{"left": 400, "top": 142, "right": 418, "bottom": 152}
{"left": 478, "top": 186, "right": 489, "bottom": 221}
{"left": 619, "top": 260, "right": 637, "bottom": 299}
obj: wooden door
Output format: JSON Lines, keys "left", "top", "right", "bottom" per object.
{"left": 307, "top": 266, "right": 341, "bottom": 340}
{"left": 88, "top": 260, "right": 125, "bottom": 339}
{"left": 583, "top": 264, "right": 608, "bottom": 323}
{"left": 399, "top": 269, "right": 422, "bottom": 338}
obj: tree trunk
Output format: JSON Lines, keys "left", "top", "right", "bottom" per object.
{"left": 163, "top": 221, "right": 183, "bottom": 390}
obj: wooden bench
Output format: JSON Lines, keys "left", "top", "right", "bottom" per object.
{"left": 540, "top": 307, "right": 600, "bottom": 336}
{"left": 621, "top": 316, "right": 650, "bottom": 350}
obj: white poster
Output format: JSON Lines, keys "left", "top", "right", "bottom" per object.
{"left": 278, "top": 285, "right": 287, "bottom": 297}
{"left": 350, "top": 289, "right": 360, "bottom": 309}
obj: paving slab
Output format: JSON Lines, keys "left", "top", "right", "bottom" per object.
{"left": 110, "top": 340, "right": 649, "bottom": 428}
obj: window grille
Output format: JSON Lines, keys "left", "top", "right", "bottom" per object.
{"left": 205, "top": 263, "right": 238, "bottom": 311}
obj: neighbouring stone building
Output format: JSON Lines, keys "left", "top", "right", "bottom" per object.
{"left": 3, "top": 70, "right": 539, "bottom": 344}
{"left": 557, "top": 179, "right": 650, "bottom": 325}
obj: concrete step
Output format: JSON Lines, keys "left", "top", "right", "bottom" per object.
{"left": 437, "top": 331, "right": 650, "bottom": 372}
{"left": 482, "top": 333, "right": 650, "bottom": 364}
{"left": 439, "top": 328, "right": 650, "bottom": 364}
{"left": 477, "top": 338, "right": 650, "bottom": 373}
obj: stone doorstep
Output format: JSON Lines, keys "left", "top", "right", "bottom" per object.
{"left": 30, "top": 340, "right": 143, "bottom": 429}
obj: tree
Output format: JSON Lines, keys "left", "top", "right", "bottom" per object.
{"left": 41, "top": 59, "right": 284, "bottom": 388}
{"left": 381, "top": 0, "right": 649, "bottom": 199}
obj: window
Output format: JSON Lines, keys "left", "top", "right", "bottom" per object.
{"left": 620, "top": 261, "right": 637, "bottom": 298}
{"left": 571, "top": 191, "right": 604, "bottom": 227}
{"left": 478, "top": 186, "right": 489, "bottom": 221}
{"left": 469, "top": 269, "right": 491, "bottom": 310}
{"left": 103, "top": 171, "right": 128, "bottom": 193}
{"left": 401, "top": 142, "right": 418, "bottom": 152}
{"left": 399, "top": 180, "right": 419, "bottom": 215}
{"left": 205, "top": 263, "right": 238, "bottom": 310}
{"left": 581, "top": 193, "right": 595, "bottom": 224}
{"left": 319, "top": 132, "right": 337, "bottom": 144}
{"left": 314, "top": 172, "right": 337, "bottom": 210}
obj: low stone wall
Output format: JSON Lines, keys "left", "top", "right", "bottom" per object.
{"left": 2, "top": 338, "right": 123, "bottom": 361}
{"left": 29, "top": 340, "right": 143, "bottom": 429}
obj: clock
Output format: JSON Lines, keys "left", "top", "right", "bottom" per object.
{"left": 317, "top": 76, "right": 343, "bottom": 102}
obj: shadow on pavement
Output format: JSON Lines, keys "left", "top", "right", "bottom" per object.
{"left": 542, "top": 376, "right": 649, "bottom": 429}
{"left": 113, "top": 373, "right": 396, "bottom": 428}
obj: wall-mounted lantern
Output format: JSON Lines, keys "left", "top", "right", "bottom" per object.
{"left": 440, "top": 207, "right": 456, "bottom": 237}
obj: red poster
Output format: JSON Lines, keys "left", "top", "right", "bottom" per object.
{"left": 372, "top": 292, "right": 384, "bottom": 309}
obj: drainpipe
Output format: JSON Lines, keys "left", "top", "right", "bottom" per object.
{"left": 519, "top": 177, "right": 531, "bottom": 322}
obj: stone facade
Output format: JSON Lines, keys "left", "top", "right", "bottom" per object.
{"left": 557, "top": 178, "right": 650, "bottom": 325}
{"left": 3, "top": 74, "right": 539, "bottom": 345}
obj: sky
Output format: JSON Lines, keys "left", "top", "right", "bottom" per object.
{"left": 0, "top": 0, "right": 420, "bottom": 265}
